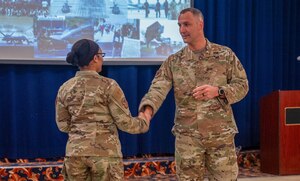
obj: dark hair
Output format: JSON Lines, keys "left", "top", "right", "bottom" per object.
{"left": 66, "top": 39, "right": 99, "bottom": 67}
{"left": 180, "top": 8, "right": 204, "bottom": 21}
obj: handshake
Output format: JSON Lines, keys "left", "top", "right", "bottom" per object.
{"left": 138, "top": 105, "right": 153, "bottom": 124}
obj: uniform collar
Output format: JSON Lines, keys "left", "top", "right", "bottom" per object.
{"left": 181, "top": 39, "right": 213, "bottom": 61}
{"left": 75, "top": 70, "right": 100, "bottom": 77}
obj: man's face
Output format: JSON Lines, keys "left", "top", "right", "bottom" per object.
{"left": 178, "top": 12, "right": 203, "bottom": 45}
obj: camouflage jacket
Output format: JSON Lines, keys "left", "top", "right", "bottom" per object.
{"left": 56, "top": 71, "right": 149, "bottom": 157}
{"left": 139, "top": 40, "right": 248, "bottom": 138}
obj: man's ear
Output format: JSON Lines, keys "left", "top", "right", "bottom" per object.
{"left": 198, "top": 20, "right": 204, "bottom": 30}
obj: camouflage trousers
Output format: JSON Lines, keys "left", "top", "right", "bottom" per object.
{"left": 62, "top": 156, "right": 123, "bottom": 181}
{"left": 175, "top": 133, "right": 238, "bottom": 181}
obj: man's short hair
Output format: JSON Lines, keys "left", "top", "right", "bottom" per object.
{"left": 180, "top": 7, "right": 204, "bottom": 21}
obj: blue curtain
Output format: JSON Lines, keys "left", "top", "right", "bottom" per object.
{"left": 1, "top": 0, "right": 300, "bottom": 159}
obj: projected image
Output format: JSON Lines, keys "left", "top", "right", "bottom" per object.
{"left": 140, "top": 19, "right": 184, "bottom": 57}
{"left": 128, "top": 0, "right": 190, "bottom": 20}
{"left": 0, "top": 17, "right": 34, "bottom": 46}
{"left": 34, "top": 16, "right": 94, "bottom": 58}
{"left": 94, "top": 17, "right": 140, "bottom": 58}
{"left": 0, "top": 0, "right": 191, "bottom": 62}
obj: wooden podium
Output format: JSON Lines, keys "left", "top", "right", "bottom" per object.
{"left": 260, "top": 90, "right": 300, "bottom": 175}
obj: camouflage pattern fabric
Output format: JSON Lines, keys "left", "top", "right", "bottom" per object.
{"left": 56, "top": 70, "right": 149, "bottom": 180}
{"left": 139, "top": 39, "right": 248, "bottom": 138}
{"left": 175, "top": 133, "right": 238, "bottom": 181}
{"left": 139, "top": 39, "right": 248, "bottom": 180}
{"left": 62, "top": 156, "right": 123, "bottom": 181}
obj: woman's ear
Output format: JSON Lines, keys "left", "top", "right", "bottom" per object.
{"left": 88, "top": 55, "right": 97, "bottom": 66}
{"left": 93, "top": 55, "right": 99, "bottom": 62}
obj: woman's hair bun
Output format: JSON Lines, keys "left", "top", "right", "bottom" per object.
{"left": 66, "top": 51, "right": 79, "bottom": 66}
{"left": 65, "top": 39, "right": 99, "bottom": 67}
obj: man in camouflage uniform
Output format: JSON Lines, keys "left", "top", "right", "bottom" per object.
{"left": 139, "top": 8, "right": 248, "bottom": 181}
{"left": 56, "top": 39, "right": 150, "bottom": 181}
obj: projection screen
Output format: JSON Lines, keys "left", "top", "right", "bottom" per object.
{"left": 0, "top": 0, "right": 193, "bottom": 65}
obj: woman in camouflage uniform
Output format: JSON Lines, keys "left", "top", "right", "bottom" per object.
{"left": 55, "top": 39, "right": 150, "bottom": 180}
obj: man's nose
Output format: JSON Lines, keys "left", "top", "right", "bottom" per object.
{"left": 179, "top": 26, "right": 185, "bottom": 33}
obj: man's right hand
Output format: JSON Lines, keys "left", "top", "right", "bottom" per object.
{"left": 143, "top": 105, "right": 153, "bottom": 121}
{"left": 138, "top": 112, "right": 150, "bottom": 124}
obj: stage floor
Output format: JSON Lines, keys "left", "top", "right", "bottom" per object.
{"left": 126, "top": 170, "right": 300, "bottom": 180}
{"left": 127, "top": 175, "right": 300, "bottom": 180}
{"left": 239, "top": 175, "right": 300, "bottom": 181}
{"left": 1, "top": 150, "right": 300, "bottom": 180}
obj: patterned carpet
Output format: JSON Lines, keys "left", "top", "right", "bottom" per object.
{"left": 0, "top": 150, "right": 275, "bottom": 180}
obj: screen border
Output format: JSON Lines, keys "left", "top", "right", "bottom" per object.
{"left": 0, "top": 0, "right": 194, "bottom": 65}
